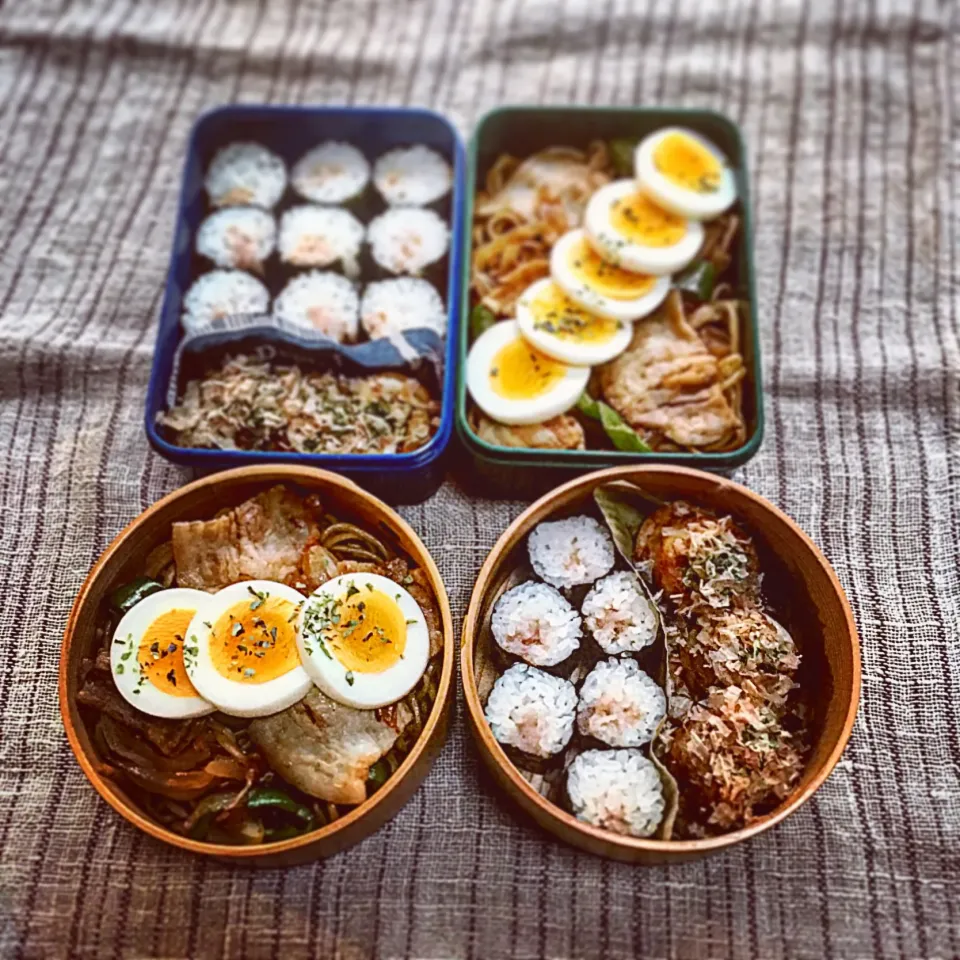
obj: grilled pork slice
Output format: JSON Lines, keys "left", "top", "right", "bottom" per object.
{"left": 248, "top": 688, "right": 412, "bottom": 805}
{"left": 172, "top": 486, "right": 320, "bottom": 591}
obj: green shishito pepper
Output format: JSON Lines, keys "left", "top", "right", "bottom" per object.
{"left": 111, "top": 576, "right": 164, "bottom": 613}
{"left": 246, "top": 787, "right": 314, "bottom": 827}
{"left": 576, "top": 393, "right": 652, "bottom": 453}
{"left": 674, "top": 259, "right": 717, "bottom": 302}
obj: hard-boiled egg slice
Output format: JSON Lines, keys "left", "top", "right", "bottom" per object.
{"left": 297, "top": 573, "right": 430, "bottom": 709}
{"left": 516, "top": 278, "right": 632, "bottom": 366}
{"left": 634, "top": 127, "right": 737, "bottom": 221}
{"left": 585, "top": 179, "right": 703, "bottom": 275}
{"left": 550, "top": 229, "right": 671, "bottom": 322}
{"left": 466, "top": 320, "right": 589, "bottom": 426}
{"left": 110, "top": 589, "right": 215, "bottom": 719}
{"left": 183, "top": 580, "right": 311, "bottom": 718}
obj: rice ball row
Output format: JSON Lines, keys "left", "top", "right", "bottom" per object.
{"left": 205, "top": 141, "right": 453, "bottom": 210}
{"left": 484, "top": 659, "right": 666, "bottom": 838}
{"left": 194, "top": 204, "right": 450, "bottom": 279}
{"left": 182, "top": 270, "right": 446, "bottom": 343}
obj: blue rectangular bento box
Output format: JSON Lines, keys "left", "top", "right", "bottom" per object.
{"left": 145, "top": 105, "right": 466, "bottom": 504}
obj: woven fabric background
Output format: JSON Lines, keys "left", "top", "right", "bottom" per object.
{"left": 0, "top": 0, "right": 957, "bottom": 957}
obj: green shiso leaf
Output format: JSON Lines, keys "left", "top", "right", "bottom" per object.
{"left": 609, "top": 138, "right": 639, "bottom": 178}
{"left": 470, "top": 303, "right": 497, "bottom": 342}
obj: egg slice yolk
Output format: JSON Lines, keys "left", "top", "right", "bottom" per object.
{"left": 137, "top": 609, "right": 201, "bottom": 698}
{"left": 529, "top": 283, "right": 621, "bottom": 343}
{"left": 610, "top": 192, "right": 687, "bottom": 247}
{"left": 653, "top": 132, "right": 723, "bottom": 194}
{"left": 567, "top": 239, "right": 657, "bottom": 301}
{"left": 489, "top": 338, "right": 568, "bottom": 399}
{"left": 210, "top": 592, "right": 300, "bottom": 684}
{"left": 327, "top": 585, "right": 407, "bottom": 674}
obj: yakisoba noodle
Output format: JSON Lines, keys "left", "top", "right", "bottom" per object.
{"left": 472, "top": 143, "right": 613, "bottom": 315}
{"left": 469, "top": 145, "right": 749, "bottom": 454}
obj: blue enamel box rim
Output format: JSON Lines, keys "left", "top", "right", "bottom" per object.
{"left": 144, "top": 103, "right": 466, "bottom": 478}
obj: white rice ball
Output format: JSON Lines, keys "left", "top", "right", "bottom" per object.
{"left": 485, "top": 663, "right": 576, "bottom": 759}
{"left": 582, "top": 571, "right": 658, "bottom": 654}
{"left": 278, "top": 205, "right": 364, "bottom": 277}
{"left": 360, "top": 278, "right": 446, "bottom": 339}
{"left": 273, "top": 270, "right": 359, "bottom": 341}
{"left": 374, "top": 145, "right": 452, "bottom": 207}
{"left": 205, "top": 143, "right": 286, "bottom": 209}
{"left": 577, "top": 658, "right": 666, "bottom": 747}
{"left": 527, "top": 515, "right": 615, "bottom": 590}
{"left": 367, "top": 208, "right": 449, "bottom": 275}
{"left": 182, "top": 269, "right": 270, "bottom": 332}
{"left": 567, "top": 749, "right": 665, "bottom": 838}
{"left": 196, "top": 207, "right": 276, "bottom": 271}
{"left": 291, "top": 141, "right": 370, "bottom": 204}
{"left": 491, "top": 581, "right": 582, "bottom": 668}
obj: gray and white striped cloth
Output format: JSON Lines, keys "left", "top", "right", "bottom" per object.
{"left": 0, "top": 1, "right": 957, "bottom": 957}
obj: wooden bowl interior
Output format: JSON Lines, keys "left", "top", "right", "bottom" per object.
{"left": 463, "top": 467, "right": 859, "bottom": 859}
{"left": 62, "top": 467, "right": 454, "bottom": 862}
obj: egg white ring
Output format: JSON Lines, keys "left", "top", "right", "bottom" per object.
{"left": 183, "top": 580, "right": 312, "bottom": 718}
{"left": 297, "top": 573, "right": 430, "bottom": 709}
{"left": 633, "top": 127, "right": 737, "bottom": 221}
{"left": 584, "top": 180, "right": 704, "bottom": 276}
{"left": 466, "top": 320, "right": 590, "bottom": 426}
{"left": 550, "top": 230, "right": 672, "bottom": 322}
{"left": 110, "top": 588, "right": 216, "bottom": 719}
{"left": 515, "top": 277, "right": 633, "bottom": 366}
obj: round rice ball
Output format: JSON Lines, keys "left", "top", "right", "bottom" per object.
{"left": 182, "top": 269, "right": 270, "bottom": 331}
{"left": 577, "top": 657, "right": 666, "bottom": 747}
{"left": 485, "top": 663, "right": 576, "bottom": 759}
{"left": 291, "top": 141, "right": 370, "bottom": 204}
{"left": 205, "top": 142, "right": 286, "bottom": 209}
{"left": 374, "top": 145, "right": 452, "bottom": 207}
{"left": 527, "top": 515, "right": 615, "bottom": 590}
{"left": 360, "top": 277, "right": 446, "bottom": 339}
{"left": 567, "top": 749, "right": 664, "bottom": 838}
{"left": 196, "top": 207, "right": 276, "bottom": 271}
{"left": 491, "top": 580, "right": 582, "bottom": 668}
{"left": 273, "top": 270, "right": 359, "bottom": 341}
{"left": 278, "top": 204, "right": 364, "bottom": 277}
{"left": 367, "top": 208, "right": 449, "bottom": 275}
{"left": 582, "top": 571, "right": 658, "bottom": 654}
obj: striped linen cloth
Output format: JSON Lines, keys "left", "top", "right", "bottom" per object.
{"left": 0, "top": 0, "right": 957, "bottom": 957}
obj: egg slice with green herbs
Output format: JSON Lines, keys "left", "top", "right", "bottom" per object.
{"left": 515, "top": 277, "right": 632, "bottom": 366}
{"left": 183, "top": 580, "right": 311, "bottom": 718}
{"left": 550, "top": 229, "right": 671, "bottom": 323}
{"left": 466, "top": 320, "right": 590, "bottom": 426}
{"left": 110, "top": 589, "right": 215, "bottom": 719}
{"left": 584, "top": 179, "right": 703, "bottom": 275}
{"left": 297, "top": 573, "right": 430, "bottom": 709}
{"left": 633, "top": 127, "right": 736, "bottom": 221}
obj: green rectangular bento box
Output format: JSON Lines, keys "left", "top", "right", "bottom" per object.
{"left": 455, "top": 106, "right": 764, "bottom": 496}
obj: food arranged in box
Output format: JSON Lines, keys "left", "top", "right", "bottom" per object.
{"left": 457, "top": 107, "right": 764, "bottom": 491}
{"left": 145, "top": 106, "right": 465, "bottom": 503}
